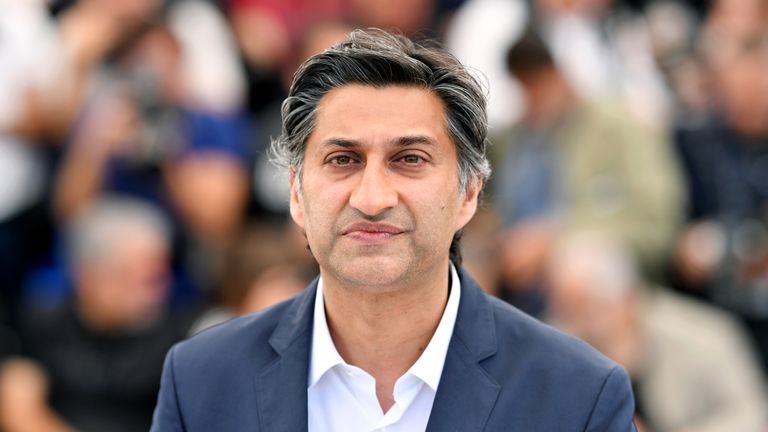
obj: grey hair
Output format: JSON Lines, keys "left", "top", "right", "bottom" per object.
{"left": 269, "top": 28, "right": 492, "bottom": 192}
{"left": 549, "top": 232, "right": 640, "bottom": 299}
{"left": 65, "top": 195, "right": 171, "bottom": 267}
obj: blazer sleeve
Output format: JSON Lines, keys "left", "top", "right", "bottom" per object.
{"left": 584, "top": 366, "right": 637, "bottom": 432}
{"left": 151, "top": 345, "right": 186, "bottom": 432}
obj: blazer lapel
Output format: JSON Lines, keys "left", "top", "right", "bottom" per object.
{"left": 254, "top": 280, "right": 317, "bottom": 431}
{"left": 426, "top": 270, "right": 501, "bottom": 432}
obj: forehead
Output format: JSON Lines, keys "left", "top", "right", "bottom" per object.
{"left": 308, "top": 84, "right": 453, "bottom": 150}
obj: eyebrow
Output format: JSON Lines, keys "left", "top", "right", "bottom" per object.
{"left": 323, "top": 138, "right": 359, "bottom": 148}
{"left": 395, "top": 135, "right": 437, "bottom": 147}
{"left": 322, "top": 135, "right": 437, "bottom": 149}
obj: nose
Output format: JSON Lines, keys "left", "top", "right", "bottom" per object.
{"left": 349, "top": 161, "right": 398, "bottom": 217}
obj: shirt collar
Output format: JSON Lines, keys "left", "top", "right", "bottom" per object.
{"left": 308, "top": 276, "right": 345, "bottom": 389}
{"left": 405, "top": 263, "right": 461, "bottom": 391}
{"left": 308, "top": 264, "right": 462, "bottom": 391}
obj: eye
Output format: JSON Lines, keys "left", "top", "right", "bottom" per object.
{"left": 329, "top": 154, "right": 355, "bottom": 166}
{"left": 396, "top": 153, "right": 426, "bottom": 165}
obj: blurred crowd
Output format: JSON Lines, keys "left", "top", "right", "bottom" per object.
{"left": 0, "top": 0, "right": 767, "bottom": 430}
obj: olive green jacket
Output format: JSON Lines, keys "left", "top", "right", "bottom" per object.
{"left": 490, "top": 101, "right": 685, "bottom": 275}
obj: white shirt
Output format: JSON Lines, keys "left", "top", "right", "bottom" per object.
{"left": 308, "top": 265, "right": 461, "bottom": 432}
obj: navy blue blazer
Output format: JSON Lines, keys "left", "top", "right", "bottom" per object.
{"left": 152, "top": 269, "right": 636, "bottom": 431}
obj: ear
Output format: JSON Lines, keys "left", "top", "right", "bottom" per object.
{"left": 288, "top": 168, "right": 305, "bottom": 229}
{"left": 455, "top": 177, "right": 482, "bottom": 231}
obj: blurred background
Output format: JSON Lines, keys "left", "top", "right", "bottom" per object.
{"left": 0, "top": 0, "right": 766, "bottom": 430}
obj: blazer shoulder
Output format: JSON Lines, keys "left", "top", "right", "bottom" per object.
{"left": 481, "top": 294, "right": 635, "bottom": 430}
{"left": 171, "top": 297, "right": 298, "bottom": 372}
{"left": 443, "top": 274, "right": 635, "bottom": 431}
{"left": 153, "top": 288, "right": 316, "bottom": 431}
{"left": 486, "top": 293, "right": 621, "bottom": 381}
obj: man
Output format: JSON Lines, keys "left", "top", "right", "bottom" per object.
{"left": 545, "top": 233, "right": 768, "bottom": 431}
{"left": 673, "top": 24, "right": 768, "bottom": 372}
{"left": 1, "top": 196, "right": 191, "bottom": 432}
{"left": 152, "top": 29, "right": 636, "bottom": 431}
{"left": 490, "top": 28, "right": 682, "bottom": 315}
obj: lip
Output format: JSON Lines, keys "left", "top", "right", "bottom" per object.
{"left": 341, "top": 221, "right": 405, "bottom": 243}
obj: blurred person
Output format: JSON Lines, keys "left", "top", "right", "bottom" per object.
{"left": 227, "top": 0, "right": 347, "bottom": 73}
{"left": 225, "top": 0, "right": 348, "bottom": 119}
{"left": 0, "top": 0, "right": 163, "bottom": 331}
{"left": 672, "top": 22, "right": 768, "bottom": 370}
{"left": 166, "top": 0, "right": 247, "bottom": 115}
{"left": 459, "top": 207, "right": 503, "bottom": 295}
{"left": 0, "top": 196, "right": 193, "bottom": 432}
{"left": 546, "top": 233, "right": 768, "bottom": 432}
{"left": 657, "top": 52, "right": 712, "bottom": 127}
{"left": 346, "top": 0, "right": 466, "bottom": 40}
{"left": 250, "top": 20, "right": 355, "bottom": 216}
{"left": 445, "top": 0, "right": 529, "bottom": 130}
{"left": 189, "top": 220, "right": 316, "bottom": 334}
{"left": 2, "top": 0, "right": 163, "bottom": 142}
{"left": 700, "top": 0, "right": 768, "bottom": 56}
{"left": 533, "top": 0, "right": 672, "bottom": 127}
{"left": 644, "top": 1, "right": 711, "bottom": 127}
{"left": 446, "top": 0, "right": 671, "bottom": 131}
{"left": 55, "top": 21, "right": 250, "bottom": 231}
{"left": 347, "top": 0, "right": 435, "bottom": 38}
{"left": 491, "top": 28, "right": 683, "bottom": 315}
{"left": 645, "top": 0, "right": 701, "bottom": 61}
{"left": 152, "top": 29, "right": 636, "bottom": 431}
{"left": 53, "top": 21, "right": 251, "bottom": 295}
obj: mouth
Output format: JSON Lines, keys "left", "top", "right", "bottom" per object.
{"left": 341, "top": 222, "right": 405, "bottom": 243}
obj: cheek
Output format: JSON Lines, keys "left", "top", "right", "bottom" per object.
{"left": 407, "top": 188, "right": 457, "bottom": 237}
{"left": 300, "top": 183, "right": 346, "bottom": 233}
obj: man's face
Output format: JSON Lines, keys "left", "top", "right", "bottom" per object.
{"left": 289, "top": 84, "right": 480, "bottom": 290}
{"left": 76, "top": 226, "right": 170, "bottom": 329}
{"left": 717, "top": 41, "right": 768, "bottom": 138}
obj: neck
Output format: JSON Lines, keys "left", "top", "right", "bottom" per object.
{"left": 321, "top": 259, "right": 451, "bottom": 411}
{"left": 76, "top": 300, "right": 160, "bottom": 334}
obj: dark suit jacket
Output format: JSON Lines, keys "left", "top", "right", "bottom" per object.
{"left": 152, "top": 269, "right": 636, "bottom": 431}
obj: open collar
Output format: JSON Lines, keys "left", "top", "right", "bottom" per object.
{"left": 308, "top": 264, "right": 462, "bottom": 392}
{"left": 255, "top": 268, "right": 502, "bottom": 432}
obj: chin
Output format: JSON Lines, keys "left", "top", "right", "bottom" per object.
{"left": 330, "top": 254, "right": 413, "bottom": 289}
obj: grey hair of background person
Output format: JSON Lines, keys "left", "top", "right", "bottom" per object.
{"left": 269, "top": 28, "right": 492, "bottom": 192}
{"left": 548, "top": 233, "right": 640, "bottom": 299}
{"left": 269, "top": 28, "right": 492, "bottom": 266}
{"left": 64, "top": 195, "right": 172, "bottom": 268}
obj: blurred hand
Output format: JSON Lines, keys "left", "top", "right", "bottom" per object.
{"left": 72, "top": 91, "right": 140, "bottom": 159}
{"left": 93, "top": 0, "right": 162, "bottom": 23}
{"left": 60, "top": 0, "right": 163, "bottom": 69}
{"left": 633, "top": 415, "right": 649, "bottom": 432}
{"left": 164, "top": 153, "right": 249, "bottom": 243}
{"left": 0, "top": 358, "right": 73, "bottom": 432}
{"left": 675, "top": 220, "right": 726, "bottom": 288}
{"left": 59, "top": 2, "right": 122, "bottom": 69}
{"left": 499, "top": 219, "right": 556, "bottom": 290}
{"left": 52, "top": 90, "right": 140, "bottom": 221}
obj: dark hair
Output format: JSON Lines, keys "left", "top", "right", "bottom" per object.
{"left": 271, "top": 28, "right": 491, "bottom": 266}
{"left": 505, "top": 27, "right": 555, "bottom": 76}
